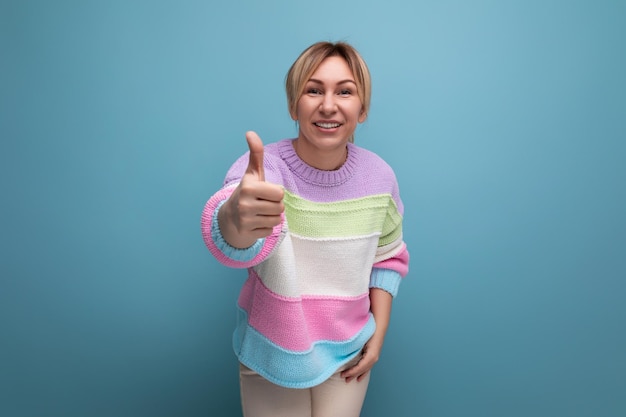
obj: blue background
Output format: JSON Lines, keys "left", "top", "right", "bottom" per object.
{"left": 2, "top": 0, "right": 625, "bottom": 416}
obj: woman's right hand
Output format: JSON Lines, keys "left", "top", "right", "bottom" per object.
{"left": 217, "top": 131, "right": 285, "bottom": 249}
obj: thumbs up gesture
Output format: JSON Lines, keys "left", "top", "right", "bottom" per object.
{"left": 217, "top": 131, "right": 285, "bottom": 249}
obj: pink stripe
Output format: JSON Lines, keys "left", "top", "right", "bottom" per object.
{"left": 374, "top": 244, "right": 410, "bottom": 277}
{"left": 238, "top": 270, "right": 371, "bottom": 351}
{"left": 201, "top": 187, "right": 284, "bottom": 268}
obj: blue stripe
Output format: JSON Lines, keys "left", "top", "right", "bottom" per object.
{"left": 232, "top": 306, "right": 376, "bottom": 389}
{"left": 369, "top": 268, "right": 402, "bottom": 297}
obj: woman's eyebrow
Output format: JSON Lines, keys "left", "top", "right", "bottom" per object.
{"left": 308, "top": 78, "right": 357, "bottom": 85}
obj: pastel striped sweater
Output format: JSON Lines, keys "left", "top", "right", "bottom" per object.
{"left": 201, "top": 139, "right": 409, "bottom": 389}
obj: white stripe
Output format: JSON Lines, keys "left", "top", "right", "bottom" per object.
{"left": 254, "top": 234, "right": 380, "bottom": 297}
{"left": 374, "top": 233, "right": 404, "bottom": 263}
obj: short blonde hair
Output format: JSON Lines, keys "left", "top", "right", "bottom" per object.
{"left": 285, "top": 41, "right": 371, "bottom": 142}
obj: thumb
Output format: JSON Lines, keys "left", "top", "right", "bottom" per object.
{"left": 245, "top": 131, "right": 265, "bottom": 181}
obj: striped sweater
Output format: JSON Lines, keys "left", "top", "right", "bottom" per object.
{"left": 201, "top": 139, "right": 409, "bottom": 389}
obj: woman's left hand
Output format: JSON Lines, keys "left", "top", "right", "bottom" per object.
{"left": 341, "top": 288, "right": 392, "bottom": 383}
{"left": 340, "top": 334, "right": 384, "bottom": 383}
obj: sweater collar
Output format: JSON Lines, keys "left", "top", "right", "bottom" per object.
{"left": 278, "top": 139, "right": 358, "bottom": 186}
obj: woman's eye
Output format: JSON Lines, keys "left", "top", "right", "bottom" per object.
{"left": 339, "top": 89, "right": 352, "bottom": 96}
{"left": 307, "top": 88, "right": 322, "bottom": 95}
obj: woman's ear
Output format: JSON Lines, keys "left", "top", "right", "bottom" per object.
{"left": 358, "top": 108, "right": 367, "bottom": 123}
{"left": 289, "top": 105, "right": 298, "bottom": 121}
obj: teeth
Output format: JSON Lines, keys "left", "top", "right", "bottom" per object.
{"left": 315, "top": 122, "right": 341, "bottom": 129}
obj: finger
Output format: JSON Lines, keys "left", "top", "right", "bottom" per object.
{"left": 341, "top": 357, "right": 374, "bottom": 382}
{"left": 341, "top": 363, "right": 360, "bottom": 381}
{"left": 253, "top": 215, "right": 283, "bottom": 230}
{"left": 245, "top": 131, "right": 265, "bottom": 181}
{"left": 247, "top": 226, "right": 279, "bottom": 240}
{"left": 254, "top": 200, "right": 285, "bottom": 216}
{"left": 237, "top": 199, "right": 283, "bottom": 218}
{"left": 249, "top": 182, "right": 284, "bottom": 203}
{"left": 356, "top": 370, "right": 371, "bottom": 382}
{"left": 345, "top": 366, "right": 370, "bottom": 383}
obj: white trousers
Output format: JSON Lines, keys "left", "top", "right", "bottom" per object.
{"left": 239, "top": 357, "right": 370, "bottom": 417}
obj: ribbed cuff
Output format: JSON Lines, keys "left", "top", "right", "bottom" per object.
{"left": 369, "top": 268, "right": 402, "bottom": 298}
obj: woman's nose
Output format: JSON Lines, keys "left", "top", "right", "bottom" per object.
{"left": 320, "top": 94, "right": 337, "bottom": 113}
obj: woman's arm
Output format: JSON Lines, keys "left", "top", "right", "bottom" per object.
{"left": 341, "top": 287, "right": 393, "bottom": 383}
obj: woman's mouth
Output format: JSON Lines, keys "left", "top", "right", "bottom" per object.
{"left": 314, "top": 122, "right": 342, "bottom": 129}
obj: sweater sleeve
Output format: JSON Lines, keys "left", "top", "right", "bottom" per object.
{"left": 369, "top": 177, "right": 410, "bottom": 297}
{"left": 370, "top": 242, "right": 410, "bottom": 297}
{"left": 200, "top": 184, "right": 287, "bottom": 269}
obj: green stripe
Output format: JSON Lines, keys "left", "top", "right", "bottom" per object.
{"left": 283, "top": 191, "right": 402, "bottom": 243}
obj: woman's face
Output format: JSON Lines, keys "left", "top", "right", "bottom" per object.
{"left": 291, "top": 56, "right": 366, "bottom": 169}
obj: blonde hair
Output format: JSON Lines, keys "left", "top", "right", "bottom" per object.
{"left": 285, "top": 41, "right": 371, "bottom": 143}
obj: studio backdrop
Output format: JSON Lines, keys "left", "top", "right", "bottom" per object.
{"left": 2, "top": 1, "right": 625, "bottom": 416}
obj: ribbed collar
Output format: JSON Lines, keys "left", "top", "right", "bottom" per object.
{"left": 277, "top": 139, "right": 358, "bottom": 186}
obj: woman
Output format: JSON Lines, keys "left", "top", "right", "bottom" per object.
{"left": 201, "top": 41, "right": 410, "bottom": 417}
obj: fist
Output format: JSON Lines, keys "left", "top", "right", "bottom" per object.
{"left": 218, "top": 131, "right": 285, "bottom": 248}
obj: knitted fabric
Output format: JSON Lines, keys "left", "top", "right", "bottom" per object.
{"left": 201, "top": 139, "right": 409, "bottom": 388}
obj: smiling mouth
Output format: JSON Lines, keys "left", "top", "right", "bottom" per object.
{"left": 314, "top": 122, "right": 342, "bottom": 129}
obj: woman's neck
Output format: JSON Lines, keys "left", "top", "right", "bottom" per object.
{"left": 291, "top": 138, "right": 348, "bottom": 171}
